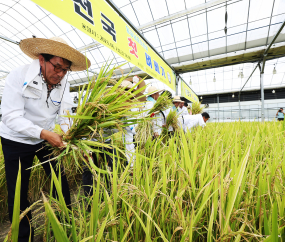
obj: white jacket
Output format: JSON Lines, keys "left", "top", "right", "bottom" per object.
{"left": 178, "top": 114, "right": 206, "bottom": 132}
{"left": 145, "top": 100, "right": 163, "bottom": 135}
{"left": 0, "top": 59, "right": 74, "bottom": 145}
{"left": 178, "top": 106, "right": 189, "bottom": 116}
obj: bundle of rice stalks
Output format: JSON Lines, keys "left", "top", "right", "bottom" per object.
{"left": 148, "top": 92, "right": 172, "bottom": 115}
{"left": 134, "top": 93, "right": 172, "bottom": 146}
{"left": 190, "top": 101, "right": 205, "bottom": 114}
{"left": 135, "top": 119, "right": 153, "bottom": 146}
{"left": 166, "top": 109, "right": 180, "bottom": 130}
{"left": 51, "top": 62, "right": 148, "bottom": 172}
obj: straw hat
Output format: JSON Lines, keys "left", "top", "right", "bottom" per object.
{"left": 119, "top": 80, "right": 146, "bottom": 102}
{"left": 125, "top": 76, "right": 146, "bottom": 91}
{"left": 120, "top": 80, "right": 134, "bottom": 89}
{"left": 147, "top": 86, "right": 164, "bottom": 95}
{"left": 19, "top": 36, "right": 91, "bottom": 71}
{"left": 173, "top": 96, "right": 183, "bottom": 103}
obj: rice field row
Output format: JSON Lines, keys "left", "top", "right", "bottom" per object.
{"left": 1, "top": 121, "right": 285, "bottom": 241}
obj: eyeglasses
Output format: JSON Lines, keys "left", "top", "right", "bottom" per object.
{"left": 48, "top": 60, "right": 71, "bottom": 74}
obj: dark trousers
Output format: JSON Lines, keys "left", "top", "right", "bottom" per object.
{"left": 82, "top": 145, "right": 117, "bottom": 197}
{"left": 1, "top": 137, "right": 71, "bottom": 242}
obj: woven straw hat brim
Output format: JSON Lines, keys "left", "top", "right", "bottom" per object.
{"left": 20, "top": 38, "right": 91, "bottom": 72}
{"left": 173, "top": 99, "right": 184, "bottom": 103}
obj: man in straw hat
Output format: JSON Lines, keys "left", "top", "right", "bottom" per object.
{"left": 0, "top": 36, "right": 91, "bottom": 242}
{"left": 172, "top": 96, "right": 184, "bottom": 113}
{"left": 146, "top": 86, "right": 164, "bottom": 137}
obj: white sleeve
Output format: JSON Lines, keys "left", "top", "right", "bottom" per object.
{"left": 183, "top": 107, "right": 189, "bottom": 115}
{"left": 58, "top": 82, "right": 74, "bottom": 133}
{"left": 153, "top": 113, "right": 163, "bottom": 135}
{"left": 199, "top": 115, "right": 206, "bottom": 127}
{"left": 1, "top": 70, "right": 43, "bottom": 139}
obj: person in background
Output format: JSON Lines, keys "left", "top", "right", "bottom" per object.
{"left": 179, "top": 112, "right": 210, "bottom": 132}
{"left": 178, "top": 99, "right": 184, "bottom": 112}
{"left": 82, "top": 77, "right": 146, "bottom": 197}
{"left": 0, "top": 36, "right": 90, "bottom": 242}
{"left": 187, "top": 103, "right": 192, "bottom": 115}
{"left": 180, "top": 101, "right": 189, "bottom": 115}
{"left": 146, "top": 86, "right": 164, "bottom": 137}
{"left": 160, "top": 90, "right": 173, "bottom": 134}
{"left": 276, "top": 108, "right": 284, "bottom": 121}
{"left": 172, "top": 96, "right": 184, "bottom": 114}
{"left": 122, "top": 76, "right": 146, "bottom": 167}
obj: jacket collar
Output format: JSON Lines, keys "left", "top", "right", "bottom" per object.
{"left": 22, "top": 59, "right": 67, "bottom": 100}
{"left": 147, "top": 96, "right": 156, "bottom": 103}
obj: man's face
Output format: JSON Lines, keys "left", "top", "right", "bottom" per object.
{"left": 179, "top": 102, "right": 184, "bottom": 108}
{"left": 173, "top": 102, "right": 179, "bottom": 108}
{"left": 39, "top": 55, "right": 71, "bottom": 85}
{"left": 203, "top": 117, "right": 209, "bottom": 123}
{"left": 152, "top": 92, "right": 160, "bottom": 101}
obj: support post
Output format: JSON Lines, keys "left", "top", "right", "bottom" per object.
{"left": 176, "top": 76, "right": 179, "bottom": 95}
{"left": 0, "top": 35, "right": 19, "bottom": 45}
{"left": 217, "top": 94, "right": 219, "bottom": 122}
{"left": 260, "top": 56, "right": 266, "bottom": 122}
{"left": 239, "top": 92, "right": 241, "bottom": 120}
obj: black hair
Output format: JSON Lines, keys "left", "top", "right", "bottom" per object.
{"left": 202, "top": 112, "right": 210, "bottom": 119}
{"left": 184, "top": 102, "right": 188, "bottom": 107}
{"left": 40, "top": 53, "right": 72, "bottom": 66}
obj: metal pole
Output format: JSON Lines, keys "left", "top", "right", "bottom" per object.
{"left": 263, "top": 19, "right": 285, "bottom": 56}
{"left": 217, "top": 94, "right": 219, "bottom": 122}
{"left": 176, "top": 76, "right": 179, "bottom": 95}
{"left": 240, "top": 63, "right": 259, "bottom": 93}
{"left": 239, "top": 92, "right": 241, "bottom": 120}
{"left": 0, "top": 70, "right": 9, "bottom": 74}
{"left": 0, "top": 35, "right": 19, "bottom": 45}
{"left": 260, "top": 56, "right": 266, "bottom": 122}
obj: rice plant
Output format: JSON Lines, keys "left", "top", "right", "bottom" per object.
{"left": 28, "top": 121, "right": 285, "bottom": 241}
{"left": 190, "top": 101, "right": 205, "bottom": 114}
{"left": 1, "top": 63, "right": 285, "bottom": 241}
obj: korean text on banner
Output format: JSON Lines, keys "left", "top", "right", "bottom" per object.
{"left": 181, "top": 81, "right": 198, "bottom": 103}
{"left": 31, "top": 0, "right": 176, "bottom": 91}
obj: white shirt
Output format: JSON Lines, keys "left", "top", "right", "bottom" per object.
{"left": 178, "top": 114, "right": 206, "bottom": 132}
{"left": 181, "top": 106, "right": 189, "bottom": 116}
{"left": 0, "top": 59, "right": 74, "bottom": 145}
{"left": 145, "top": 99, "right": 163, "bottom": 135}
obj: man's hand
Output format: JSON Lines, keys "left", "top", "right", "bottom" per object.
{"left": 40, "top": 129, "right": 64, "bottom": 147}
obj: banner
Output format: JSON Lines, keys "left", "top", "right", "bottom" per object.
{"left": 30, "top": 0, "right": 176, "bottom": 90}
{"left": 181, "top": 81, "right": 198, "bottom": 103}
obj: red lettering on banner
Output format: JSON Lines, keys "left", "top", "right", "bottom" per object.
{"left": 128, "top": 37, "right": 138, "bottom": 58}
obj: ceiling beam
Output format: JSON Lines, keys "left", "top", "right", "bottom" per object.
{"left": 0, "top": 34, "right": 20, "bottom": 45}
{"left": 138, "top": 0, "right": 228, "bottom": 30}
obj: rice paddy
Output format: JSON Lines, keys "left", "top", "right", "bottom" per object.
{"left": 1, "top": 121, "right": 285, "bottom": 241}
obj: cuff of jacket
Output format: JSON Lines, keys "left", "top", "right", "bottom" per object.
{"left": 35, "top": 126, "right": 44, "bottom": 139}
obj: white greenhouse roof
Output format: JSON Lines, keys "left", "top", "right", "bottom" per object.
{"left": 0, "top": 0, "right": 285, "bottom": 96}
